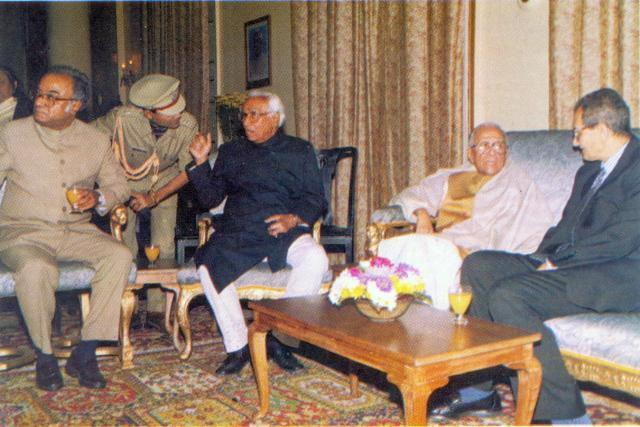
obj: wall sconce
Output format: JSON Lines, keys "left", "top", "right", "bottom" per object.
{"left": 120, "top": 53, "right": 141, "bottom": 88}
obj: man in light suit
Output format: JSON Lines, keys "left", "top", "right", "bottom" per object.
{"left": 0, "top": 66, "right": 131, "bottom": 391}
{"left": 433, "top": 88, "right": 640, "bottom": 424}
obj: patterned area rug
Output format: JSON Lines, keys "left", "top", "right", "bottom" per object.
{"left": 1, "top": 302, "right": 639, "bottom": 425}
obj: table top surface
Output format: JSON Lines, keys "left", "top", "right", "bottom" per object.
{"left": 249, "top": 295, "right": 541, "bottom": 366}
{"left": 136, "top": 258, "right": 180, "bottom": 271}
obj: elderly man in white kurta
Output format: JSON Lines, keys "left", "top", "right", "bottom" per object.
{"left": 378, "top": 123, "right": 553, "bottom": 309}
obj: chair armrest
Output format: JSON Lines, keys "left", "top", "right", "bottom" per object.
{"left": 313, "top": 220, "right": 321, "bottom": 243}
{"left": 365, "top": 221, "right": 416, "bottom": 257}
{"left": 195, "top": 217, "right": 322, "bottom": 247}
{"left": 371, "top": 205, "right": 406, "bottom": 223}
{"left": 109, "top": 204, "right": 128, "bottom": 242}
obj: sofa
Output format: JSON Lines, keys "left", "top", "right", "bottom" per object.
{"left": 367, "top": 129, "right": 640, "bottom": 397}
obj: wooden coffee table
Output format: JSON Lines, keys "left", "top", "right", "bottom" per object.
{"left": 248, "top": 295, "right": 542, "bottom": 426}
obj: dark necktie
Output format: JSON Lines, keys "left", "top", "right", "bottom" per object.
{"left": 568, "top": 166, "right": 607, "bottom": 246}
{"left": 586, "top": 167, "right": 607, "bottom": 197}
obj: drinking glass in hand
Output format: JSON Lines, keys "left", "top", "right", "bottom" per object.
{"left": 144, "top": 245, "right": 160, "bottom": 266}
{"left": 449, "top": 284, "right": 473, "bottom": 326}
{"left": 65, "top": 185, "right": 82, "bottom": 213}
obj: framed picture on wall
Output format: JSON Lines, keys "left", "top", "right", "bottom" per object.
{"left": 245, "top": 15, "right": 271, "bottom": 89}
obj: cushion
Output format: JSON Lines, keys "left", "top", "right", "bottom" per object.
{"left": 0, "top": 262, "right": 138, "bottom": 298}
{"left": 545, "top": 313, "right": 640, "bottom": 371}
{"left": 371, "top": 205, "right": 405, "bottom": 223}
{"left": 505, "top": 130, "right": 583, "bottom": 223}
{"left": 177, "top": 260, "right": 333, "bottom": 300}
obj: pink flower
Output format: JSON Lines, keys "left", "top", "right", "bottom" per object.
{"left": 370, "top": 256, "right": 393, "bottom": 268}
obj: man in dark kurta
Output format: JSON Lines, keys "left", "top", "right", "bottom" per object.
{"left": 188, "top": 91, "right": 328, "bottom": 375}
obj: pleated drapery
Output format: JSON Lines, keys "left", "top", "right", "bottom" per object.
{"left": 142, "top": 2, "right": 210, "bottom": 132}
{"left": 550, "top": 0, "right": 639, "bottom": 129}
{"left": 291, "top": 1, "right": 471, "bottom": 259}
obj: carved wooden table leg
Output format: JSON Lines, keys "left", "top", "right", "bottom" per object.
{"left": 507, "top": 354, "right": 542, "bottom": 425}
{"left": 160, "top": 283, "right": 182, "bottom": 350}
{"left": 388, "top": 371, "right": 448, "bottom": 426}
{"left": 347, "top": 360, "right": 360, "bottom": 397}
{"left": 248, "top": 320, "right": 270, "bottom": 419}
{"left": 119, "top": 284, "right": 141, "bottom": 369}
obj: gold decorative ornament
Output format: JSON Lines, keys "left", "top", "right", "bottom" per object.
{"left": 111, "top": 115, "right": 160, "bottom": 186}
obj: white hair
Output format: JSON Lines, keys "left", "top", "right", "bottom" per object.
{"left": 247, "top": 90, "right": 286, "bottom": 127}
{"left": 468, "top": 122, "right": 506, "bottom": 147}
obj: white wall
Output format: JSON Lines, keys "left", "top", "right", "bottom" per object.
{"left": 216, "top": 1, "right": 296, "bottom": 134}
{"left": 474, "top": 0, "right": 550, "bottom": 131}
{"left": 216, "top": 1, "right": 552, "bottom": 134}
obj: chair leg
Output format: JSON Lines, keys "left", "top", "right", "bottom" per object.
{"left": 175, "top": 283, "right": 205, "bottom": 360}
{"left": 0, "top": 347, "right": 35, "bottom": 371}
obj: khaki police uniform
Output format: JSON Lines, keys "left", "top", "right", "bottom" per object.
{"left": 93, "top": 75, "right": 198, "bottom": 262}
{"left": 93, "top": 74, "right": 198, "bottom": 313}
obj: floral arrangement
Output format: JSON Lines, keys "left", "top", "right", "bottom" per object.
{"left": 328, "top": 257, "right": 425, "bottom": 311}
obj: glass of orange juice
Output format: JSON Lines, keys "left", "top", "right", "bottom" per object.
{"left": 65, "top": 185, "right": 82, "bottom": 213}
{"left": 449, "top": 284, "right": 473, "bottom": 325}
{"left": 144, "top": 244, "right": 160, "bottom": 266}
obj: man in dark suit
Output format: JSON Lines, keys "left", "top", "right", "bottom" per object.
{"left": 432, "top": 88, "right": 640, "bottom": 424}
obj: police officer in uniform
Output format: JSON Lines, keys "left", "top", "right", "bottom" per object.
{"left": 94, "top": 74, "right": 198, "bottom": 312}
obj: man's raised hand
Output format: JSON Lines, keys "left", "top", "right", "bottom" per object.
{"left": 190, "top": 132, "right": 212, "bottom": 165}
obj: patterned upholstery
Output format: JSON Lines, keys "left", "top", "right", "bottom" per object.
{"left": 0, "top": 262, "right": 138, "bottom": 298}
{"left": 546, "top": 314, "right": 640, "bottom": 370}
{"left": 504, "top": 130, "right": 582, "bottom": 223}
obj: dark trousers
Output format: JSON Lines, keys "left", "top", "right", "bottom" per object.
{"left": 461, "top": 251, "right": 591, "bottom": 420}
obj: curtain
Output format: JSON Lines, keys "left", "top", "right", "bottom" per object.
{"left": 142, "top": 1, "right": 210, "bottom": 132}
{"left": 550, "top": 0, "right": 639, "bottom": 129}
{"left": 291, "top": 1, "right": 470, "bottom": 259}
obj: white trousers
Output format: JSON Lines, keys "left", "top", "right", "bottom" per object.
{"left": 198, "top": 234, "right": 329, "bottom": 352}
{"left": 377, "top": 233, "right": 462, "bottom": 310}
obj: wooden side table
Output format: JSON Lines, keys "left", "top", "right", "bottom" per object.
{"left": 119, "top": 259, "right": 182, "bottom": 369}
{"left": 248, "top": 295, "right": 542, "bottom": 426}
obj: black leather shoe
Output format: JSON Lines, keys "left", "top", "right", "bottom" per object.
{"left": 429, "top": 390, "right": 501, "bottom": 419}
{"left": 65, "top": 352, "right": 107, "bottom": 389}
{"left": 216, "top": 345, "right": 250, "bottom": 375}
{"left": 36, "top": 358, "right": 63, "bottom": 391}
{"left": 267, "top": 336, "right": 304, "bottom": 372}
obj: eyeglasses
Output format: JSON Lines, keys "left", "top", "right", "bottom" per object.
{"left": 470, "top": 140, "right": 507, "bottom": 154}
{"left": 33, "top": 92, "right": 79, "bottom": 105}
{"left": 240, "top": 110, "right": 274, "bottom": 121}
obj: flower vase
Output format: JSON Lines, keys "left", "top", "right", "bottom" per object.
{"left": 354, "top": 294, "right": 414, "bottom": 322}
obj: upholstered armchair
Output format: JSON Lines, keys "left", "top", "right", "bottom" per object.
{"left": 0, "top": 205, "right": 137, "bottom": 371}
{"left": 171, "top": 217, "right": 333, "bottom": 360}
{"left": 366, "top": 205, "right": 417, "bottom": 257}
